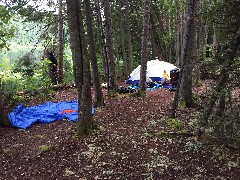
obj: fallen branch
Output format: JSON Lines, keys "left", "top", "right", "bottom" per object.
{"left": 16, "top": 83, "right": 76, "bottom": 96}
{"left": 148, "top": 129, "right": 195, "bottom": 137}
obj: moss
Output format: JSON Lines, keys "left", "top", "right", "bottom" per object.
{"left": 178, "top": 99, "right": 186, "bottom": 109}
{"left": 38, "top": 145, "right": 54, "bottom": 153}
{"left": 166, "top": 118, "right": 185, "bottom": 129}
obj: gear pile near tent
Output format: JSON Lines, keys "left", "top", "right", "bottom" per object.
{"left": 126, "top": 59, "right": 178, "bottom": 85}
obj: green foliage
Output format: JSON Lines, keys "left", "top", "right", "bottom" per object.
{"left": 1, "top": 66, "right": 52, "bottom": 105}
{"left": 178, "top": 99, "right": 186, "bottom": 109}
{"left": 193, "top": 78, "right": 202, "bottom": 87}
{"left": 38, "top": 145, "right": 54, "bottom": 153}
{"left": 62, "top": 53, "right": 74, "bottom": 83}
{"left": 0, "top": 5, "right": 15, "bottom": 51}
{"left": 12, "top": 53, "right": 37, "bottom": 77}
{"left": 166, "top": 118, "right": 185, "bottom": 129}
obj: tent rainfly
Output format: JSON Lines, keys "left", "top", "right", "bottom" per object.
{"left": 126, "top": 59, "right": 178, "bottom": 85}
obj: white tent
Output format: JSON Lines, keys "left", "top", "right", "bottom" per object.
{"left": 126, "top": 59, "right": 178, "bottom": 84}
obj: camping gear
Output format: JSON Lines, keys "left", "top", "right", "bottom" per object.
{"left": 8, "top": 100, "right": 95, "bottom": 129}
{"left": 126, "top": 59, "right": 178, "bottom": 84}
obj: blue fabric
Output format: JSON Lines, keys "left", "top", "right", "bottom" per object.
{"left": 8, "top": 100, "right": 95, "bottom": 129}
{"left": 149, "top": 77, "right": 162, "bottom": 82}
{"left": 127, "top": 83, "right": 172, "bottom": 91}
{"left": 125, "top": 79, "right": 140, "bottom": 85}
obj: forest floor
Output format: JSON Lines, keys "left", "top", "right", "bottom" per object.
{"left": 0, "top": 81, "right": 240, "bottom": 180}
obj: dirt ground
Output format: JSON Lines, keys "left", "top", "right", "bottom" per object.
{"left": 0, "top": 85, "right": 240, "bottom": 180}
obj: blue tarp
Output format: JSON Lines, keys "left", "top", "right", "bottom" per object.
{"left": 8, "top": 100, "right": 95, "bottom": 129}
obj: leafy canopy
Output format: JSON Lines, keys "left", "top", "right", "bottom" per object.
{"left": 0, "top": 5, "right": 15, "bottom": 51}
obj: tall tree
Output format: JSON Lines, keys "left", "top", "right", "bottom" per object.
{"left": 118, "top": 0, "right": 128, "bottom": 78}
{"left": 57, "top": 0, "right": 64, "bottom": 83}
{"left": 139, "top": 0, "right": 151, "bottom": 93}
{"left": 0, "top": 5, "right": 14, "bottom": 50}
{"left": 174, "top": 0, "right": 198, "bottom": 110}
{"left": 103, "top": 0, "right": 117, "bottom": 90}
{"left": 196, "top": 0, "right": 240, "bottom": 139}
{"left": 125, "top": 0, "right": 134, "bottom": 73}
{"left": 95, "top": 0, "right": 108, "bottom": 82}
{"left": 66, "top": 0, "right": 93, "bottom": 135}
{"left": 84, "top": 0, "right": 104, "bottom": 108}
{"left": 175, "top": 0, "right": 181, "bottom": 67}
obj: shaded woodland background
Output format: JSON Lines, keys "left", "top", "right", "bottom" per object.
{"left": 0, "top": 0, "right": 239, "bottom": 159}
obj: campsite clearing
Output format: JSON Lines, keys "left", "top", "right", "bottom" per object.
{"left": 0, "top": 83, "right": 240, "bottom": 179}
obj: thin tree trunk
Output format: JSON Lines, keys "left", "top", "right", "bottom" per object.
{"left": 58, "top": 0, "right": 64, "bottom": 83}
{"left": 139, "top": 0, "right": 151, "bottom": 93}
{"left": 0, "top": 78, "right": 4, "bottom": 125}
{"left": 150, "top": 13, "right": 162, "bottom": 59}
{"left": 118, "top": 0, "right": 128, "bottom": 79}
{"left": 197, "top": 33, "right": 240, "bottom": 139}
{"left": 95, "top": 0, "right": 108, "bottom": 82}
{"left": 84, "top": 0, "right": 104, "bottom": 108}
{"left": 125, "top": 0, "right": 134, "bottom": 73}
{"left": 103, "top": 0, "right": 117, "bottom": 90}
{"left": 175, "top": 0, "right": 181, "bottom": 66}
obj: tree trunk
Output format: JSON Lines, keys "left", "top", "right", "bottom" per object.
{"left": 103, "top": 0, "right": 117, "bottom": 91}
{"left": 66, "top": 0, "right": 93, "bottom": 136}
{"left": 215, "top": 90, "right": 226, "bottom": 118}
{"left": 84, "top": 0, "right": 104, "bottom": 108}
{"left": 197, "top": 37, "right": 240, "bottom": 138}
{"left": 95, "top": 0, "right": 108, "bottom": 82}
{"left": 175, "top": 0, "right": 181, "bottom": 67}
{"left": 57, "top": 0, "right": 64, "bottom": 83}
{"left": 139, "top": 0, "right": 151, "bottom": 93}
{"left": 178, "top": 0, "right": 198, "bottom": 108}
{"left": 118, "top": 0, "right": 128, "bottom": 79}
{"left": 0, "top": 78, "right": 4, "bottom": 125}
{"left": 125, "top": 0, "right": 134, "bottom": 73}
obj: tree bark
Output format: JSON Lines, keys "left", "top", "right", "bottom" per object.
{"left": 118, "top": 0, "right": 128, "bottom": 79}
{"left": 103, "top": 0, "right": 117, "bottom": 90}
{"left": 66, "top": 0, "right": 93, "bottom": 136}
{"left": 84, "top": 0, "right": 104, "bottom": 108}
{"left": 175, "top": 0, "right": 181, "bottom": 67}
{"left": 0, "top": 78, "right": 4, "bottom": 125}
{"left": 125, "top": 0, "right": 134, "bottom": 73}
{"left": 178, "top": 0, "right": 198, "bottom": 108}
{"left": 95, "top": 0, "right": 108, "bottom": 82}
{"left": 139, "top": 0, "right": 151, "bottom": 93}
{"left": 57, "top": 0, "right": 64, "bottom": 83}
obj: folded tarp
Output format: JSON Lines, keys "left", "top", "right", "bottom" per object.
{"left": 8, "top": 100, "right": 95, "bottom": 129}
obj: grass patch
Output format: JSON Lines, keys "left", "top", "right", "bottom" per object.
{"left": 38, "top": 145, "right": 54, "bottom": 153}
{"left": 166, "top": 118, "right": 185, "bottom": 129}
